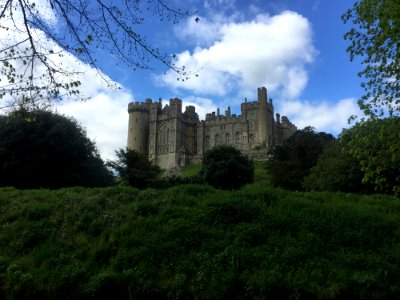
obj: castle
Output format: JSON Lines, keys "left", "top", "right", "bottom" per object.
{"left": 127, "top": 87, "right": 297, "bottom": 168}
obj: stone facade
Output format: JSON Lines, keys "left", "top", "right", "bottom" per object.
{"left": 127, "top": 87, "right": 297, "bottom": 168}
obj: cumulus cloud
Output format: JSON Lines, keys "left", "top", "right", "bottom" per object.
{"left": 279, "top": 97, "right": 362, "bottom": 134}
{"left": 181, "top": 96, "right": 218, "bottom": 120}
{"left": 57, "top": 92, "right": 131, "bottom": 161}
{"left": 161, "top": 11, "right": 316, "bottom": 99}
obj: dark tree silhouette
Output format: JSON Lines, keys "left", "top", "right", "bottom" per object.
{"left": 107, "top": 148, "right": 161, "bottom": 188}
{"left": 201, "top": 145, "right": 254, "bottom": 190}
{"left": 0, "top": 109, "right": 113, "bottom": 188}
{"left": 266, "top": 127, "right": 334, "bottom": 190}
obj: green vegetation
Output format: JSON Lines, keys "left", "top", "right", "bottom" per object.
{"left": 266, "top": 127, "right": 334, "bottom": 191}
{"left": 0, "top": 110, "right": 113, "bottom": 188}
{"left": 107, "top": 148, "right": 161, "bottom": 188}
{"left": 201, "top": 145, "right": 254, "bottom": 190}
{"left": 304, "top": 139, "right": 369, "bottom": 193}
{"left": 302, "top": 118, "right": 400, "bottom": 196}
{"left": 181, "top": 164, "right": 202, "bottom": 178}
{"left": 343, "top": 0, "right": 400, "bottom": 116}
{"left": 0, "top": 185, "right": 399, "bottom": 299}
{"left": 341, "top": 117, "right": 400, "bottom": 196}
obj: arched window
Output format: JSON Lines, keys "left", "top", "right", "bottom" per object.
{"left": 249, "top": 134, "right": 255, "bottom": 143}
{"left": 225, "top": 133, "right": 231, "bottom": 144}
{"left": 235, "top": 132, "right": 240, "bottom": 143}
{"left": 250, "top": 120, "right": 255, "bottom": 130}
{"left": 159, "top": 124, "right": 168, "bottom": 145}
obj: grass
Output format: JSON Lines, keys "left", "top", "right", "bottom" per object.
{"left": 1, "top": 162, "right": 399, "bottom": 299}
{"left": 0, "top": 183, "right": 399, "bottom": 299}
{"left": 180, "top": 164, "right": 201, "bottom": 177}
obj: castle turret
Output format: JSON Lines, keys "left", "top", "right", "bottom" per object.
{"left": 127, "top": 99, "right": 151, "bottom": 154}
{"left": 257, "top": 87, "right": 268, "bottom": 145}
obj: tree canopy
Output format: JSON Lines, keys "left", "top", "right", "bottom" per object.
{"left": 341, "top": 117, "right": 400, "bottom": 196}
{"left": 201, "top": 145, "right": 254, "bottom": 190}
{"left": 107, "top": 148, "right": 161, "bottom": 189}
{"left": 266, "top": 127, "right": 334, "bottom": 190}
{"left": 0, "top": 109, "right": 113, "bottom": 188}
{"left": 342, "top": 0, "right": 400, "bottom": 117}
{"left": 0, "top": 0, "right": 193, "bottom": 108}
{"left": 303, "top": 139, "right": 369, "bottom": 193}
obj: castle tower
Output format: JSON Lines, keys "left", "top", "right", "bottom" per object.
{"left": 257, "top": 86, "right": 268, "bottom": 145}
{"left": 167, "top": 98, "right": 182, "bottom": 167}
{"left": 127, "top": 99, "right": 151, "bottom": 154}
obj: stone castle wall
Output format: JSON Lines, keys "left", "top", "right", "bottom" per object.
{"left": 127, "top": 87, "right": 297, "bottom": 168}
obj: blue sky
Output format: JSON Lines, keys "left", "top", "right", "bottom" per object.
{"left": 1, "top": 0, "right": 365, "bottom": 160}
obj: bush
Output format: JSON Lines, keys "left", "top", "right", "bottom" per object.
{"left": 107, "top": 148, "right": 161, "bottom": 189}
{"left": 0, "top": 109, "right": 113, "bottom": 188}
{"left": 200, "top": 145, "right": 254, "bottom": 190}
{"left": 266, "top": 127, "right": 334, "bottom": 190}
{"left": 304, "top": 139, "right": 370, "bottom": 193}
{"left": 341, "top": 117, "right": 400, "bottom": 196}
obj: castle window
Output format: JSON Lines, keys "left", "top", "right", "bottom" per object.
{"left": 235, "top": 132, "right": 240, "bottom": 143}
{"left": 166, "top": 129, "right": 169, "bottom": 143}
{"left": 249, "top": 134, "right": 255, "bottom": 143}
{"left": 215, "top": 134, "right": 221, "bottom": 146}
{"left": 250, "top": 121, "right": 255, "bottom": 130}
{"left": 225, "top": 133, "right": 231, "bottom": 144}
{"left": 159, "top": 124, "right": 168, "bottom": 146}
{"left": 205, "top": 136, "right": 211, "bottom": 149}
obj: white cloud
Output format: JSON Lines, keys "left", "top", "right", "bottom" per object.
{"left": 182, "top": 96, "right": 218, "bottom": 120}
{"left": 57, "top": 92, "right": 130, "bottom": 161}
{"left": 162, "top": 11, "right": 316, "bottom": 99}
{"left": 279, "top": 97, "right": 362, "bottom": 134}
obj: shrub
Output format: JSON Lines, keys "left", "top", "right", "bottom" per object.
{"left": 266, "top": 127, "right": 334, "bottom": 190}
{"left": 200, "top": 145, "right": 254, "bottom": 190}
{"left": 107, "top": 148, "right": 160, "bottom": 189}
{"left": 0, "top": 109, "right": 113, "bottom": 188}
{"left": 304, "top": 139, "right": 370, "bottom": 193}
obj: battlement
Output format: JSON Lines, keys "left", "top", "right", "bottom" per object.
{"left": 170, "top": 98, "right": 182, "bottom": 106}
{"left": 281, "top": 116, "right": 296, "bottom": 127}
{"left": 204, "top": 112, "right": 242, "bottom": 123}
{"left": 241, "top": 101, "right": 258, "bottom": 111}
{"left": 128, "top": 101, "right": 150, "bottom": 113}
{"left": 184, "top": 105, "right": 196, "bottom": 113}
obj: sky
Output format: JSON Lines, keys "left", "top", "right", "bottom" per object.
{"left": 0, "top": 0, "right": 365, "bottom": 161}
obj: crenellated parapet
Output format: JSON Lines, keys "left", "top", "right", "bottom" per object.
{"left": 128, "top": 101, "right": 151, "bottom": 113}
{"left": 281, "top": 116, "right": 296, "bottom": 129}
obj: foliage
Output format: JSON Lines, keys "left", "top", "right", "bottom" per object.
{"left": 180, "top": 164, "right": 202, "bottom": 178}
{"left": 341, "top": 117, "right": 400, "bottom": 195}
{"left": 0, "top": 185, "right": 400, "bottom": 299}
{"left": 342, "top": 0, "right": 400, "bottom": 117}
{"left": 200, "top": 145, "right": 254, "bottom": 190}
{"left": 0, "top": 109, "right": 113, "bottom": 188}
{"left": 107, "top": 148, "right": 161, "bottom": 189}
{"left": 266, "top": 127, "right": 334, "bottom": 190}
{"left": 0, "top": 0, "right": 194, "bottom": 108}
{"left": 304, "top": 139, "right": 370, "bottom": 193}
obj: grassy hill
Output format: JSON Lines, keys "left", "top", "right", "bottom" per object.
{"left": 1, "top": 176, "right": 400, "bottom": 299}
